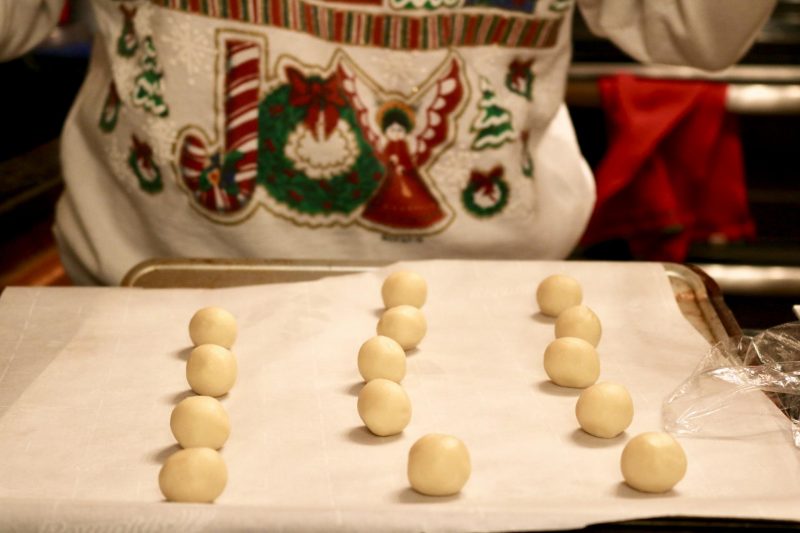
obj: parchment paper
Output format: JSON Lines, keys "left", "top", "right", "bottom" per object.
{"left": 0, "top": 260, "right": 798, "bottom": 532}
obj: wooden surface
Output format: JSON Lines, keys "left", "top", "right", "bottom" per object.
{"left": 0, "top": 140, "right": 70, "bottom": 289}
{"left": 0, "top": 218, "right": 70, "bottom": 288}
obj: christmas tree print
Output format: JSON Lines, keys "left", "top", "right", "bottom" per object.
{"left": 389, "top": 0, "right": 462, "bottom": 10}
{"left": 470, "top": 77, "right": 515, "bottom": 151}
{"left": 549, "top": 0, "right": 571, "bottom": 12}
{"left": 132, "top": 36, "right": 169, "bottom": 118}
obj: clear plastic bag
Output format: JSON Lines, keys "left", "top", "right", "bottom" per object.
{"left": 663, "top": 322, "right": 800, "bottom": 447}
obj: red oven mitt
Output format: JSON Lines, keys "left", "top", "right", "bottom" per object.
{"left": 581, "top": 75, "right": 755, "bottom": 262}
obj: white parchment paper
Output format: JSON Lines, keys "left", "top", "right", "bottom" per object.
{"left": 0, "top": 260, "right": 798, "bottom": 531}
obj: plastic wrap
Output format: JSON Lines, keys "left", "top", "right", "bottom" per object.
{"left": 664, "top": 322, "right": 800, "bottom": 447}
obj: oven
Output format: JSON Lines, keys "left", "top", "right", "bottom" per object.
{"left": 566, "top": 0, "right": 800, "bottom": 330}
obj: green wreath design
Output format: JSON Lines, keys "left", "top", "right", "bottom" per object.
{"left": 128, "top": 150, "right": 163, "bottom": 194}
{"left": 462, "top": 177, "right": 509, "bottom": 218}
{"left": 99, "top": 97, "right": 120, "bottom": 133}
{"left": 257, "top": 83, "right": 385, "bottom": 215}
{"left": 117, "top": 31, "right": 138, "bottom": 58}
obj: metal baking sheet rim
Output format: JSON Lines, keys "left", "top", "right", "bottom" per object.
{"left": 121, "top": 259, "right": 738, "bottom": 345}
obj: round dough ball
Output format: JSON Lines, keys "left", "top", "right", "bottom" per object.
{"left": 357, "top": 378, "right": 411, "bottom": 436}
{"left": 536, "top": 275, "right": 583, "bottom": 317}
{"left": 358, "top": 336, "right": 407, "bottom": 383}
{"left": 382, "top": 271, "right": 427, "bottom": 309}
{"left": 543, "top": 337, "right": 600, "bottom": 388}
{"left": 158, "top": 447, "right": 227, "bottom": 503}
{"left": 189, "top": 307, "right": 237, "bottom": 348}
{"left": 187, "top": 344, "right": 238, "bottom": 397}
{"left": 555, "top": 305, "right": 602, "bottom": 347}
{"left": 621, "top": 432, "right": 687, "bottom": 493}
{"left": 170, "top": 395, "right": 231, "bottom": 449}
{"left": 376, "top": 305, "right": 427, "bottom": 350}
{"left": 408, "top": 433, "right": 471, "bottom": 496}
{"left": 575, "top": 382, "right": 633, "bottom": 438}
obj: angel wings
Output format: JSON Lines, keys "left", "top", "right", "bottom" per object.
{"left": 338, "top": 55, "right": 465, "bottom": 171}
{"left": 335, "top": 55, "right": 466, "bottom": 230}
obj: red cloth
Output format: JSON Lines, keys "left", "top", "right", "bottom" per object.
{"left": 581, "top": 75, "right": 755, "bottom": 261}
{"left": 59, "top": 0, "right": 72, "bottom": 25}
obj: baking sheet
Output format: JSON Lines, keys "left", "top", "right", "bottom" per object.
{"left": 120, "top": 259, "right": 737, "bottom": 344}
{"left": 0, "top": 260, "right": 798, "bottom": 531}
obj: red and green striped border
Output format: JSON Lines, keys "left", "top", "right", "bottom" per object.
{"left": 151, "top": 0, "right": 563, "bottom": 50}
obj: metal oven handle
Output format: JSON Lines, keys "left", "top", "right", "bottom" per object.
{"left": 567, "top": 64, "right": 800, "bottom": 114}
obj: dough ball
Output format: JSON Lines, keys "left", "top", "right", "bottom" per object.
{"left": 187, "top": 344, "right": 238, "bottom": 397}
{"left": 543, "top": 337, "right": 600, "bottom": 388}
{"left": 170, "top": 395, "right": 231, "bottom": 450}
{"left": 358, "top": 335, "right": 407, "bottom": 383}
{"left": 621, "top": 432, "right": 687, "bottom": 493}
{"left": 376, "top": 305, "right": 427, "bottom": 350}
{"left": 536, "top": 275, "right": 582, "bottom": 317}
{"left": 158, "top": 447, "right": 228, "bottom": 503}
{"left": 357, "top": 378, "right": 411, "bottom": 436}
{"left": 555, "top": 305, "right": 602, "bottom": 347}
{"left": 575, "top": 382, "right": 633, "bottom": 438}
{"left": 382, "top": 271, "right": 427, "bottom": 309}
{"left": 407, "top": 433, "right": 471, "bottom": 496}
{"left": 189, "top": 307, "right": 237, "bottom": 348}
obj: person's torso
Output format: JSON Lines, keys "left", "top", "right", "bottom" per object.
{"left": 58, "top": 0, "right": 592, "bottom": 284}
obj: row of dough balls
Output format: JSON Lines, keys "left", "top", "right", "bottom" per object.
{"left": 537, "top": 275, "right": 687, "bottom": 494}
{"left": 356, "top": 273, "right": 426, "bottom": 436}
{"left": 357, "top": 272, "right": 428, "bottom": 437}
{"left": 355, "top": 271, "right": 471, "bottom": 497}
{"left": 159, "top": 307, "right": 239, "bottom": 504}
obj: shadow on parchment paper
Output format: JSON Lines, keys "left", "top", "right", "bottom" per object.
{"left": 173, "top": 346, "right": 192, "bottom": 361}
{"left": 0, "top": 332, "right": 78, "bottom": 422}
{"left": 393, "top": 487, "right": 463, "bottom": 504}
{"left": 344, "top": 426, "right": 404, "bottom": 445}
{"left": 343, "top": 382, "right": 363, "bottom": 396}
{"left": 162, "top": 389, "right": 195, "bottom": 405}
{"left": 531, "top": 312, "right": 555, "bottom": 324}
{"left": 149, "top": 443, "right": 181, "bottom": 464}
{"left": 613, "top": 482, "right": 681, "bottom": 499}
{"left": 535, "top": 380, "right": 582, "bottom": 397}
{"left": 372, "top": 308, "right": 384, "bottom": 318}
{"left": 569, "top": 428, "right": 628, "bottom": 449}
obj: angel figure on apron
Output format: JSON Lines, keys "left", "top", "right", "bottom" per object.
{"left": 340, "top": 56, "right": 467, "bottom": 233}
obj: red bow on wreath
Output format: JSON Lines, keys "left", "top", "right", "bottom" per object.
{"left": 132, "top": 135, "right": 154, "bottom": 171}
{"left": 508, "top": 58, "right": 534, "bottom": 85}
{"left": 469, "top": 165, "right": 503, "bottom": 201}
{"left": 286, "top": 67, "right": 345, "bottom": 140}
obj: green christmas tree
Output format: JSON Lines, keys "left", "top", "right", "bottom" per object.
{"left": 132, "top": 36, "right": 169, "bottom": 118}
{"left": 470, "top": 77, "right": 514, "bottom": 151}
{"left": 389, "top": 0, "right": 461, "bottom": 9}
{"left": 549, "top": 0, "right": 572, "bottom": 13}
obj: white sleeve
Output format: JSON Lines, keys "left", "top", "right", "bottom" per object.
{"left": 0, "top": 0, "right": 65, "bottom": 61}
{"left": 576, "top": 0, "right": 776, "bottom": 71}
